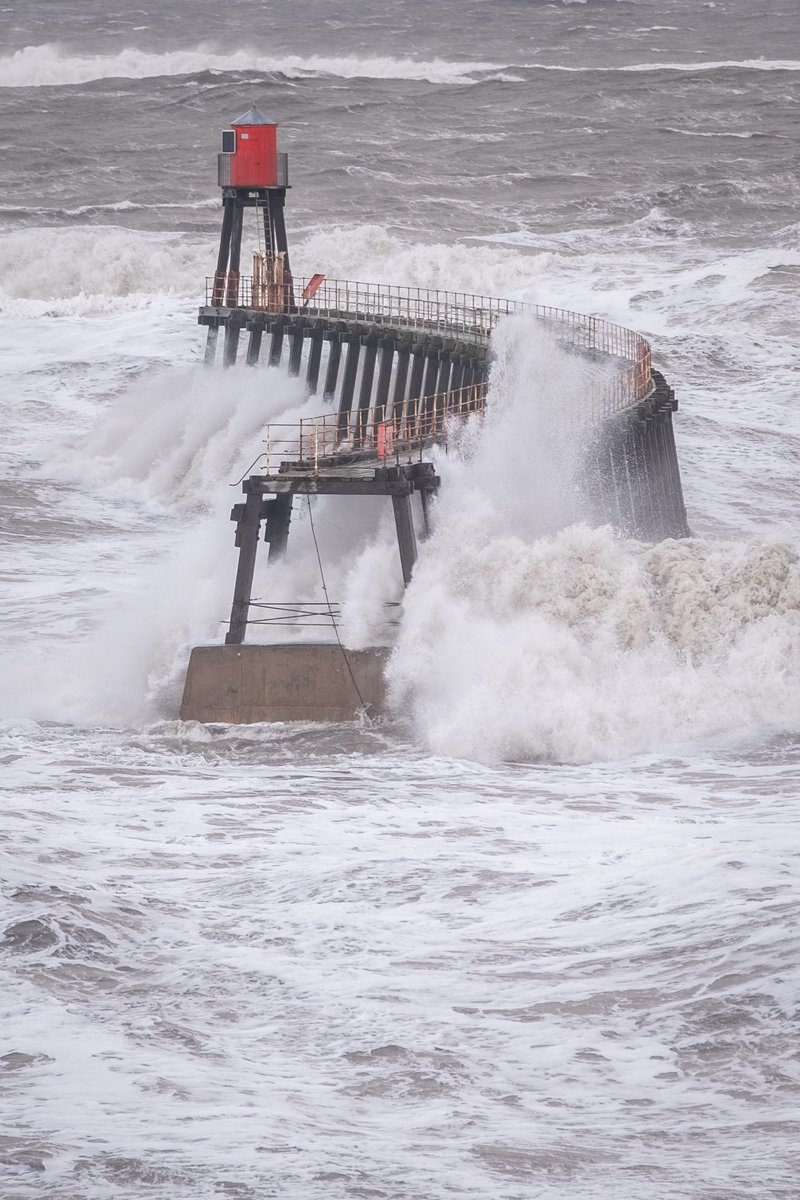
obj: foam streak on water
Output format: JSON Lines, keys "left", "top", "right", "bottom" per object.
{"left": 2, "top": 720, "right": 800, "bottom": 1199}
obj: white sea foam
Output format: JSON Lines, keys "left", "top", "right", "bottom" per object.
{"left": 4, "top": 706, "right": 796, "bottom": 1199}
{"left": 528, "top": 58, "right": 800, "bottom": 73}
{"left": 294, "top": 224, "right": 551, "bottom": 300}
{"left": 0, "top": 44, "right": 507, "bottom": 88}
{"left": 387, "top": 318, "right": 800, "bottom": 762}
{"left": 0, "top": 354, "right": 402, "bottom": 726}
{"left": 0, "top": 222, "right": 550, "bottom": 316}
{"left": 0, "top": 226, "right": 209, "bottom": 314}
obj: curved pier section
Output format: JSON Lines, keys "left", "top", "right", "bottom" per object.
{"left": 200, "top": 278, "right": 494, "bottom": 435}
{"left": 199, "top": 276, "right": 688, "bottom": 548}
{"left": 584, "top": 368, "right": 688, "bottom": 543}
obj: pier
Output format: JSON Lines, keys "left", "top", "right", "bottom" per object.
{"left": 180, "top": 109, "right": 689, "bottom": 724}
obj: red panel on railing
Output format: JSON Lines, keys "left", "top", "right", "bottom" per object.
{"left": 302, "top": 274, "right": 326, "bottom": 302}
{"left": 376, "top": 420, "right": 395, "bottom": 461}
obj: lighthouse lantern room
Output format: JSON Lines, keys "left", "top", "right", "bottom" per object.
{"left": 218, "top": 105, "right": 286, "bottom": 189}
{"left": 205, "top": 104, "right": 294, "bottom": 365}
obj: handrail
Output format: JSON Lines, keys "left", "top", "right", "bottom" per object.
{"left": 261, "top": 364, "right": 640, "bottom": 473}
{"left": 264, "top": 382, "right": 489, "bottom": 472}
{"left": 204, "top": 274, "right": 651, "bottom": 395}
{"left": 204, "top": 275, "right": 655, "bottom": 469}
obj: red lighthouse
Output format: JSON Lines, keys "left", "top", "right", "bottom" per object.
{"left": 218, "top": 106, "right": 286, "bottom": 189}
{"left": 205, "top": 105, "right": 293, "bottom": 365}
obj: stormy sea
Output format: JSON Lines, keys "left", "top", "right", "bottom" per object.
{"left": 2, "top": 1, "right": 799, "bottom": 1196}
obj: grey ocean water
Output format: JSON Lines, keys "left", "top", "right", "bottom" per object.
{"left": 2, "top": 1, "right": 800, "bottom": 1197}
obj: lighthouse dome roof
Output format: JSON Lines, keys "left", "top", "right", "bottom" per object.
{"left": 231, "top": 105, "right": 275, "bottom": 126}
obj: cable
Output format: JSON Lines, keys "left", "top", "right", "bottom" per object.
{"left": 305, "top": 494, "right": 369, "bottom": 715}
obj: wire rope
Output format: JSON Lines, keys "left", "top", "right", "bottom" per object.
{"left": 305, "top": 494, "right": 368, "bottom": 714}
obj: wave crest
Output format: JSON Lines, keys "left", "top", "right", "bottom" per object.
{"left": 0, "top": 43, "right": 508, "bottom": 88}
{"left": 0, "top": 227, "right": 208, "bottom": 315}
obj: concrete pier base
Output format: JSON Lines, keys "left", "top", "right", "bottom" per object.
{"left": 180, "top": 643, "right": 390, "bottom": 724}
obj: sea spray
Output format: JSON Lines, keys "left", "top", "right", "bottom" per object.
{"left": 0, "top": 364, "right": 311, "bottom": 725}
{"left": 0, "top": 227, "right": 209, "bottom": 314}
{"left": 50, "top": 362, "right": 312, "bottom": 506}
{"left": 1, "top": 360, "right": 403, "bottom": 725}
{"left": 388, "top": 321, "right": 800, "bottom": 762}
{"left": 434, "top": 314, "right": 607, "bottom": 541}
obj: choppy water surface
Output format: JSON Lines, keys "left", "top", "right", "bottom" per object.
{"left": 2, "top": 1, "right": 800, "bottom": 1196}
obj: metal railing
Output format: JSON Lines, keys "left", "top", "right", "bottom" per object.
{"left": 204, "top": 275, "right": 654, "bottom": 469}
{"left": 264, "top": 383, "right": 488, "bottom": 472}
{"left": 204, "top": 274, "right": 651, "bottom": 393}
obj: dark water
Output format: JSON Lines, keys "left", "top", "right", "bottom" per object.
{"left": 2, "top": 0, "right": 799, "bottom": 241}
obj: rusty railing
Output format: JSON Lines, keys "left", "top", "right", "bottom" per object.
{"left": 264, "top": 383, "right": 489, "bottom": 472}
{"left": 204, "top": 275, "right": 654, "bottom": 466}
{"left": 206, "top": 275, "right": 651, "bottom": 409}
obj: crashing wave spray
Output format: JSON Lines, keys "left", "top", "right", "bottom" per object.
{"left": 0, "top": 364, "right": 346, "bottom": 726}
{"left": 388, "top": 320, "right": 800, "bottom": 762}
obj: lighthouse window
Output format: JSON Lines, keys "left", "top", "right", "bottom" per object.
{"left": 221, "top": 130, "right": 236, "bottom": 154}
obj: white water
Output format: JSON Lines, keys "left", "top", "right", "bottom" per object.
{"left": 0, "top": 44, "right": 508, "bottom": 88}
{"left": 4, "top": 294, "right": 798, "bottom": 766}
{"left": 389, "top": 319, "right": 800, "bottom": 761}
{"left": 532, "top": 59, "right": 800, "bottom": 72}
{"left": 3, "top": 15, "right": 800, "bottom": 1185}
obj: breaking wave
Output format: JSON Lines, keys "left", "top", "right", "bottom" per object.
{"left": 389, "top": 523, "right": 800, "bottom": 763}
{"left": 0, "top": 44, "right": 510, "bottom": 88}
{"left": 0, "top": 222, "right": 551, "bottom": 315}
{"left": 0, "top": 227, "right": 209, "bottom": 315}
{"left": 526, "top": 59, "right": 800, "bottom": 73}
{"left": 387, "top": 319, "right": 800, "bottom": 762}
{"left": 616, "top": 58, "right": 800, "bottom": 73}
{"left": 0, "top": 198, "right": 218, "bottom": 221}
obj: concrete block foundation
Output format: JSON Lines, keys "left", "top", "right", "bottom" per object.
{"left": 179, "top": 643, "right": 390, "bottom": 724}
